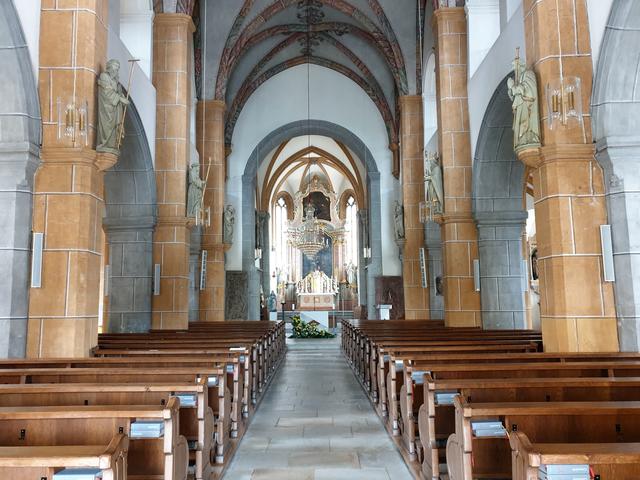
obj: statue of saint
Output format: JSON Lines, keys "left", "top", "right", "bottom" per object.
{"left": 267, "top": 291, "right": 277, "bottom": 312}
{"left": 424, "top": 150, "right": 444, "bottom": 215}
{"left": 187, "top": 162, "right": 205, "bottom": 217}
{"left": 394, "top": 201, "right": 405, "bottom": 241}
{"left": 223, "top": 204, "right": 235, "bottom": 244}
{"left": 507, "top": 49, "right": 541, "bottom": 152}
{"left": 97, "top": 59, "right": 129, "bottom": 155}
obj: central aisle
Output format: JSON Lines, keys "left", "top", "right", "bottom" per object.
{"left": 223, "top": 335, "right": 413, "bottom": 480}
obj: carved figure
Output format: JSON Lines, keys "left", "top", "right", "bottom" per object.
{"left": 424, "top": 150, "right": 444, "bottom": 215}
{"left": 267, "top": 291, "right": 277, "bottom": 312}
{"left": 97, "top": 59, "right": 129, "bottom": 154}
{"left": 394, "top": 201, "right": 405, "bottom": 241}
{"left": 223, "top": 204, "right": 235, "bottom": 244}
{"left": 187, "top": 162, "right": 205, "bottom": 217}
{"left": 507, "top": 50, "right": 541, "bottom": 152}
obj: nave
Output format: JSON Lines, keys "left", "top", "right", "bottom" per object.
{"left": 223, "top": 337, "right": 412, "bottom": 480}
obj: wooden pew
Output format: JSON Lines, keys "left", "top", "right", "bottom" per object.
{"left": 509, "top": 431, "right": 640, "bottom": 480}
{"left": 0, "top": 381, "right": 217, "bottom": 479}
{"left": 417, "top": 376, "right": 640, "bottom": 480}
{"left": 449, "top": 398, "right": 640, "bottom": 480}
{"left": 0, "top": 433, "right": 129, "bottom": 480}
{"left": 0, "top": 397, "right": 188, "bottom": 480}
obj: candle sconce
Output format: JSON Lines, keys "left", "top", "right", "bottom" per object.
{"left": 57, "top": 98, "right": 88, "bottom": 146}
{"left": 546, "top": 76, "right": 583, "bottom": 130}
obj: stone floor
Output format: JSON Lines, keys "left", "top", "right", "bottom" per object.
{"left": 222, "top": 335, "right": 413, "bottom": 480}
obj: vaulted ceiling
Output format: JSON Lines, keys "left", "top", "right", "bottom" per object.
{"left": 195, "top": 0, "right": 428, "bottom": 155}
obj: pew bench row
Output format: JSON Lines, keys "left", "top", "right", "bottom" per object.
{"left": 342, "top": 319, "right": 640, "bottom": 480}
{"left": 0, "top": 320, "right": 286, "bottom": 480}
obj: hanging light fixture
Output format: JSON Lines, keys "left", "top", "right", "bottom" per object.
{"left": 289, "top": 0, "right": 325, "bottom": 259}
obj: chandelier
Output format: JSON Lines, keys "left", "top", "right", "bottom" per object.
{"left": 290, "top": 204, "right": 326, "bottom": 259}
{"left": 288, "top": 2, "right": 327, "bottom": 261}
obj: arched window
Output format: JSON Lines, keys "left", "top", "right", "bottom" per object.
{"left": 274, "top": 196, "right": 288, "bottom": 275}
{"left": 344, "top": 195, "right": 358, "bottom": 267}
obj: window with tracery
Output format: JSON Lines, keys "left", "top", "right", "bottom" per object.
{"left": 273, "top": 196, "right": 288, "bottom": 274}
{"left": 344, "top": 195, "right": 358, "bottom": 267}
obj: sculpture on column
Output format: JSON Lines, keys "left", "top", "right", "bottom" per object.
{"left": 97, "top": 59, "right": 130, "bottom": 155}
{"left": 394, "top": 201, "right": 405, "bottom": 241}
{"left": 187, "top": 162, "right": 205, "bottom": 217}
{"left": 223, "top": 205, "right": 235, "bottom": 244}
{"left": 424, "top": 150, "right": 444, "bottom": 216}
{"left": 507, "top": 48, "right": 541, "bottom": 153}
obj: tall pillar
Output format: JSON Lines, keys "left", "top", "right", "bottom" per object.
{"left": 399, "top": 96, "right": 430, "bottom": 320}
{"left": 433, "top": 7, "right": 481, "bottom": 327}
{"left": 195, "top": 100, "right": 226, "bottom": 321}
{"left": 151, "top": 14, "right": 194, "bottom": 329}
{"left": 27, "top": 1, "right": 110, "bottom": 357}
{"left": 521, "top": 0, "right": 618, "bottom": 351}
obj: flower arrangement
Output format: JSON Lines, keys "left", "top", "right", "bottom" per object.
{"left": 290, "top": 315, "right": 335, "bottom": 339}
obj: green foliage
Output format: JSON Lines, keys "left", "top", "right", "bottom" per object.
{"left": 290, "top": 315, "right": 335, "bottom": 339}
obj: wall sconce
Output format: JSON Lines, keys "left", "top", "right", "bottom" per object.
{"left": 362, "top": 247, "right": 371, "bottom": 259}
{"left": 546, "top": 76, "right": 583, "bottom": 130}
{"left": 255, "top": 247, "right": 263, "bottom": 260}
{"left": 194, "top": 206, "right": 211, "bottom": 228}
{"left": 57, "top": 98, "right": 88, "bottom": 146}
{"left": 419, "top": 201, "right": 428, "bottom": 224}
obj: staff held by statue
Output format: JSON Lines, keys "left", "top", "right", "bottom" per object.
{"left": 116, "top": 58, "right": 140, "bottom": 151}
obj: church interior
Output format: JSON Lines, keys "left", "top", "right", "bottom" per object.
{"left": 1, "top": 0, "right": 640, "bottom": 478}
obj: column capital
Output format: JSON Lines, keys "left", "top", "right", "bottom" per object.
{"left": 103, "top": 216, "right": 156, "bottom": 232}
{"left": 540, "top": 143, "right": 595, "bottom": 163}
{"left": 398, "top": 95, "right": 423, "bottom": 108}
{"left": 475, "top": 210, "right": 528, "bottom": 226}
{"left": 433, "top": 6, "right": 466, "bottom": 25}
{"left": 438, "top": 212, "right": 475, "bottom": 225}
{"left": 198, "top": 99, "right": 226, "bottom": 112}
{"left": 153, "top": 12, "right": 195, "bottom": 32}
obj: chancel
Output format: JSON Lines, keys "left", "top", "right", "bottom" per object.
{"left": 1, "top": 0, "right": 640, "bottom": 479}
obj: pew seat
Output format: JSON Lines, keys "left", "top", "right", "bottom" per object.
{"left": 0, "top": 433, "right": 128, "bottom": 480}
{"left": 0, "top": 399, "right": 188, "bottom": 480}
{"left": 509, "top": 431, "right": 640, "bottom": 480}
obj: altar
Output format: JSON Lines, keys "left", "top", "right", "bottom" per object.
{"left": 296, "top": 270, "right": 337, "bottom": 311}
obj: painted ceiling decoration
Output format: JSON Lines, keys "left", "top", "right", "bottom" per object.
{"left": 194, "top": 0, "right": 418, "bottom": 177}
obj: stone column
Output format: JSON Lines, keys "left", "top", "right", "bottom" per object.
{"left": 399, "top": 96, "right": 429, "bottom": 320}
{"left": 27, "top": 1, "right": 110, "bottom": 358}
{"left": 521, "top": 0, "right": 618, "bottom": 351}
{"left": 103, "top": 223, "right": 154, "bottom": 332}
{"left": 0, "top": 1, "right": 40, "bottom": 358}
{"left": 476, "top": 212, "right": 528, "bottom": 329}
{"left": 151, "top": 14, "right": 194, "bottom": 329}
{"left": 195, "top": 100, "right": 226, "bottom": 321}
{"left": 433, "top": 6, "right": 481, "bottom": 327}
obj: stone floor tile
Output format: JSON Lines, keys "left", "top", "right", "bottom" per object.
{"left": 222, "top": 335, "right": 413, "bottom": 480}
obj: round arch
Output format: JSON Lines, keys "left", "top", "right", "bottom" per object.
{"left": 241, "top": 120, "right": 382, "bottom": 320}
{"left": 0, "top": 0, "right": 41, "bottom": 358}
{"left": 593, "top": 0, "right": 640, "bottom": 351}
{"left": 472, "top": 75, "right": 528, "bottom": 330}
{"left": 103, "top": 100, "right": 157, "bottom": 333}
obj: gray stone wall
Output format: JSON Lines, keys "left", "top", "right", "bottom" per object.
{"left": 0, "top": 1, "right": 41, "bottom": 357}
{"left": 472, "top": 76, "right": 528, "bottom": 329}
{"left": 593, "top": 0, "right": 640, "bottom": 351}
{"left": 104, "top": 227, "right": 154, "bottom": 332}
{"left": 103, "top": 102, "right": 156, "bottom": 332}
{"left": 425, "top": 221, "right": 444, "bottom": 320}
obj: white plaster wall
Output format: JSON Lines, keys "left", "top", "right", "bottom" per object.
{"left": 587, "top": 0, "right": 614, "bottom": 72}
{"left": 226, "top": 64, "right": 401, "bottom": 276}
{"left": 13, "top": 0, "right": 41, "bottom": 79}
{"left": 468, "top": 3, "right": 525, "bottom": 157}
{"left": 107, "top": 29, "right": 156, "bottom": 164}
